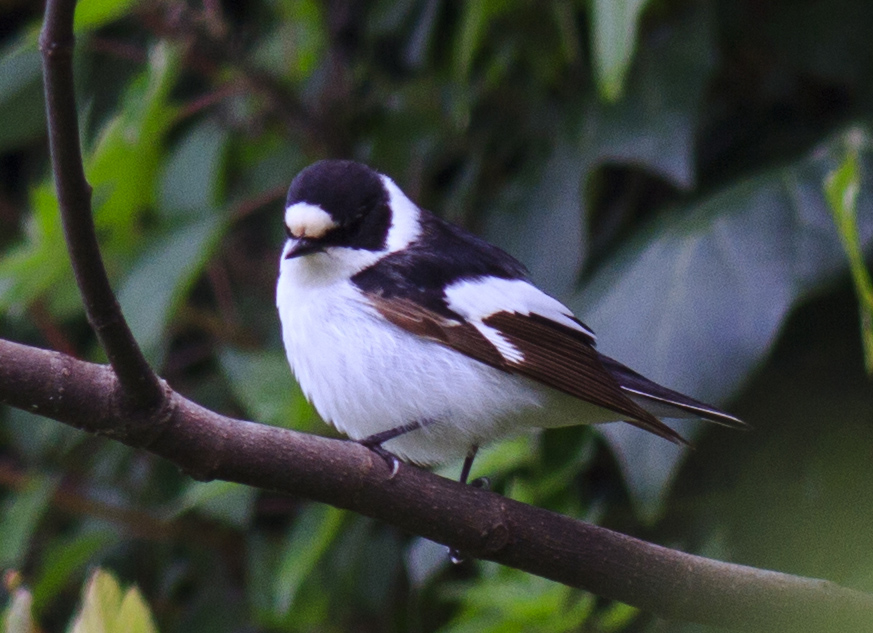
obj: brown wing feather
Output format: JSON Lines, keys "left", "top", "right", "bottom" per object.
{"left": 370, "top": 296, "right": 506, "bottom": 368}
{"left": 369, "top": 295, "right": 687, "bottom": 445}
{"left": 484, "top": 312, "right": 687, "bottom": 444}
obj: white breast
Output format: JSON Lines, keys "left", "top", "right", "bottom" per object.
{"left": 276, "top": 253, "right": 561, "bottom": 464}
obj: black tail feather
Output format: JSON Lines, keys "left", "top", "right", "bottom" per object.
{"left": 598, "top": 354, "right": 747, "bottom": 430}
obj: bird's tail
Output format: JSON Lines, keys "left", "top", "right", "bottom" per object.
{"left": 598, "top": 354, "right": 747, "bottom": 430}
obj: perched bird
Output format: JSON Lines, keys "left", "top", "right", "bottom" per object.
{"left": 276, "top": 160, "right": 743, "bottom": 483}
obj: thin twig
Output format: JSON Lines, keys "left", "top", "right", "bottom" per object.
{"left": 175, "top": 82, "right": 245, "bottom": 122}
{"left": 39, "top": 0, "right": 163, "bottom": 409}
{"left": 231, "top": 184, "right": 286, "bottom": 220}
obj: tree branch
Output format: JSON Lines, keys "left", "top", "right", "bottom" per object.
{"left": 38, "top": 0, "right": 163, "bottom": 409}
{"left": 1, "top": 338, "right": 872, "bottom": 632}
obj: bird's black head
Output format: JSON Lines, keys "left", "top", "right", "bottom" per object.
{"left": 284, "top": 160, "right": 392, "bottom": 257}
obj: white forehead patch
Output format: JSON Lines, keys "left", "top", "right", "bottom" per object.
{"left": 284, "top": 202, "right": 338, "bottom": 239}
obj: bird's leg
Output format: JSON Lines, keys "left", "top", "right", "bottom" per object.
{"left": 458, "top": 445, "right": 479, "bottom": 484}
{"left": 458, "top": 445, "right": 490, "bottom": 489}
{"left": 358, "top": 420, "right": 425, "bottom": 478}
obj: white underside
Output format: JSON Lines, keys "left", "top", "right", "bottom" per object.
{"left": 277, "top": 252, "right": 624, "bottom": 465}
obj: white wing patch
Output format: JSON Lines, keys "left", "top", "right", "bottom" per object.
{"left": 380, "top": 175, "right": 422, "bottom": 253}
{"left": 285, "top": 202, "right": 337, "bottom": 239}
{"left": 474, "top": 322, "right": 525, "bottom": 363}
{"left": 444, "top": 277, "right": 596, "bottom": 340}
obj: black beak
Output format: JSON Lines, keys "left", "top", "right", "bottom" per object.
{"left": 284, "top": 238, "right": 324, "bottom": 259}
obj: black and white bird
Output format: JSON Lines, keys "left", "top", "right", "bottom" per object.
{"left": 276, "top": 160, "right": 743, "bottom": 482}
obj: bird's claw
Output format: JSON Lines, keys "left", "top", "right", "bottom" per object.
{"left": 447, "top": 547, "right": 467, "bottom": 565}
{"left": 471, "top": 476, "right": 490, "bottom": 490}
{"left": 360, "top": 440, "right": 400, "bottom": 478}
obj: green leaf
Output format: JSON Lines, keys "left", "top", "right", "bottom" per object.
{"left": 254, "top": 0, "right": 326, "bottom": 82}
{"left": 244, "top": 534, "right": 274, "bottom": 623}
{"left": 3, "top": 407, "right": 87, "bottom": 462}
{"left": 454, "top": 0, "right": 514, "bottom": 80}
{"left": 440, "top": 567, "right": 594, "bottom": 633}
{"left": 594, "top": 601, "right": 640, "bottom": 632}
{"left": 74, "top": 0, "right": 138, "bottom": 31}
{"left": 577, "top": 127, "right": 873, "bottom": 521}
{"left": 87, "top": 42, "right": 180, "bottom": 253}
{"left": 0, "top": 40, "right": 40, "bottom": 99}
{"left": 169, "top": 480, "right": 255, "bottom": 529}
{"left": 69, "top": 569, "right": 123, "bottom": 633}
{"left": 0, "top": 40, "right": 45, "bottom": 152}
{"left": 0, "top": 184, "right": 75, "bottom": 317}
{"left": 159, "top": 119, "right": 229, "bottom": 218}
{"left": 597, "top": 421, "right": 700, "bottom": 525}
{"left": 272, "top": 505, "right": 345, "bottom": 616}
{"left": 0, "top": 474, "right": 57, "bottom": 568}
{"left": 591, "top": 0, "right": 652, "bottom": 102}
{"left": 403, "top": 0, "right": 441, "bottom": 68}
{"left": 0, "top": 43, "right": 182, "bottom": 317}
{"left": 115, "top": 588, "right": 159, "bottom": 633}
{"left": 218, "top": 348, "right": 315, "bottom": 430}
{"left": 697, "top": 322, "right": 873, "bottom": 592}
{"left": 583, "top": 4, "right": 715, "bottom": 189}
{"left": 31, "top": 530, "right": 115, "bottom": 615}
{"left": 487, "top": 7, "right": 713, "bottom": 297}
{"left": 234, "top": 132, "right": 304, "bottom": 200}
{"left": 117, "top": 216, "right": 224, "bottom": 365}
{"left": 67, "top": 569, "right": 159, "bottom": 633}
{"left": 824, "top": 128, "right": 873, "bottom": 374}
{"left": 435, "top": 435, "right": 532, "bottom": 485}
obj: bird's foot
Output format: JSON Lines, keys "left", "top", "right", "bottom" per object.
{"left": 358, "top": 438, "right": 401, "bottom": 478}
{"left": 358, "top": 422, "right": 426, "bottom": 479}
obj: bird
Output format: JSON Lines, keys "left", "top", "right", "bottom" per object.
{"left": 276, "top": 159, "right": 744, "bottom": 483}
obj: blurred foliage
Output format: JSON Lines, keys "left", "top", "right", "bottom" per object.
{"left": 67, "top": 569, "right": 158, "bottom": 633}
{"left": 825, "top": 130, "right": 873, "bottom": 374}
{"left": 1, "top": 0, "right": 872, "bottom": 632}
{"left": 2, "top": 568, "right": 159, "bottom": 633}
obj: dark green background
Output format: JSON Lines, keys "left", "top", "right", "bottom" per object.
{"left": 1, "top": 1, "right": 872, "bottom": 631}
